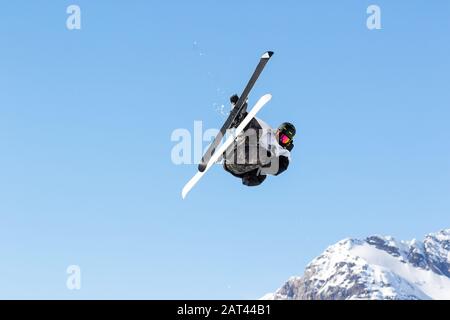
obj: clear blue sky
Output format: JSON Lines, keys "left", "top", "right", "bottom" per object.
{"left": 1, "top": 1, "right": 449, "bottom": 299}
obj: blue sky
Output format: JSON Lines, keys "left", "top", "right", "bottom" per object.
{"left": 0, "top": 1, "right": 449, "bottom": 299}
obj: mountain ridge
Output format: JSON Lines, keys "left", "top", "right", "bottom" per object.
{"left": 262, "top": 229, "right": 450, "bottom": 300}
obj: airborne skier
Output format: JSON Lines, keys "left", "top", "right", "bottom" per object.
{"left": 223, "top": 94, "right": 296, "bottom": 186}
{"left": 182, "top": 51, "right": 293, "bottom": 199}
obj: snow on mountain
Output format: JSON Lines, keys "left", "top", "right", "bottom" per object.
{"left": 262, "top": 229, "right": 450, "bottom": 300}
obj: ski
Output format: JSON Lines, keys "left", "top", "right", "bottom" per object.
{"left": 182, "top": 94, "right": 272, "bottom": 199}
{"left": 197, "top": 51, "right": 274, "bottom": 172}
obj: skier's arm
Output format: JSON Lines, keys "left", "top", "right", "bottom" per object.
{"left": 274, "top": 155, "right": 290, "bottom": 176}
{"left": 286, "top": 142, "right": 294, "bottom": 152}
{"left": 269, "top": 143, "right": 294, "bottom": 176}
{"left": 259, "top": 155, "right": 290, "bottom": 176}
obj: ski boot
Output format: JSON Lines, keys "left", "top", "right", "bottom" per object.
{"left": 229, "top": 94, "right": 248, "bottom": 128}
{"left": 230, "top": 94, "right": 239, "bottom": 106}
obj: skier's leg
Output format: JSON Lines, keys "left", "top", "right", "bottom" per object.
{"left": 223, "top": 160, "right": 247, "bottom": 179}
{"left": 242, "top": 168, "right": 267, "bottom": 186}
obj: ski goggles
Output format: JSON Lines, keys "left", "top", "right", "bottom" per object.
{"left": 279, "top": 133, "right": 291, "bottom": 145}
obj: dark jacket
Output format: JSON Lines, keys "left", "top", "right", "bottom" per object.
{"left": 223, "top": 117, "right": 293, "bottom": 186}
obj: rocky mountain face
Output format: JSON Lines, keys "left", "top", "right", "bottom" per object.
{"left": 262, "top": 229, "right": 450, "bottom": 300}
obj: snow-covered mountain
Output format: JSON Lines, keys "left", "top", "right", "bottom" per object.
{"left": 262, "top": 229, "right": 450, "bottom": 300}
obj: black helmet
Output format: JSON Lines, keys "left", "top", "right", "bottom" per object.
{"left": 277, "top": 122, "right": 296, "bottom": 147}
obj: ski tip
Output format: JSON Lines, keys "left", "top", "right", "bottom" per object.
{"left": 262, "top": 93, "right": 272, "bottom": 102}
{"left": 262, "top": 51, "right": 274, "bottom": 59}
{"left": 181, "top": 187, "right": 189, "bottom": 199}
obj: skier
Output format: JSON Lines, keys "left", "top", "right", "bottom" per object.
{"left": 223, "top": 94, "right": 296, "bottom": 186}
{"left": 182, "top": 51, "right": 287, "bottom": 199}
